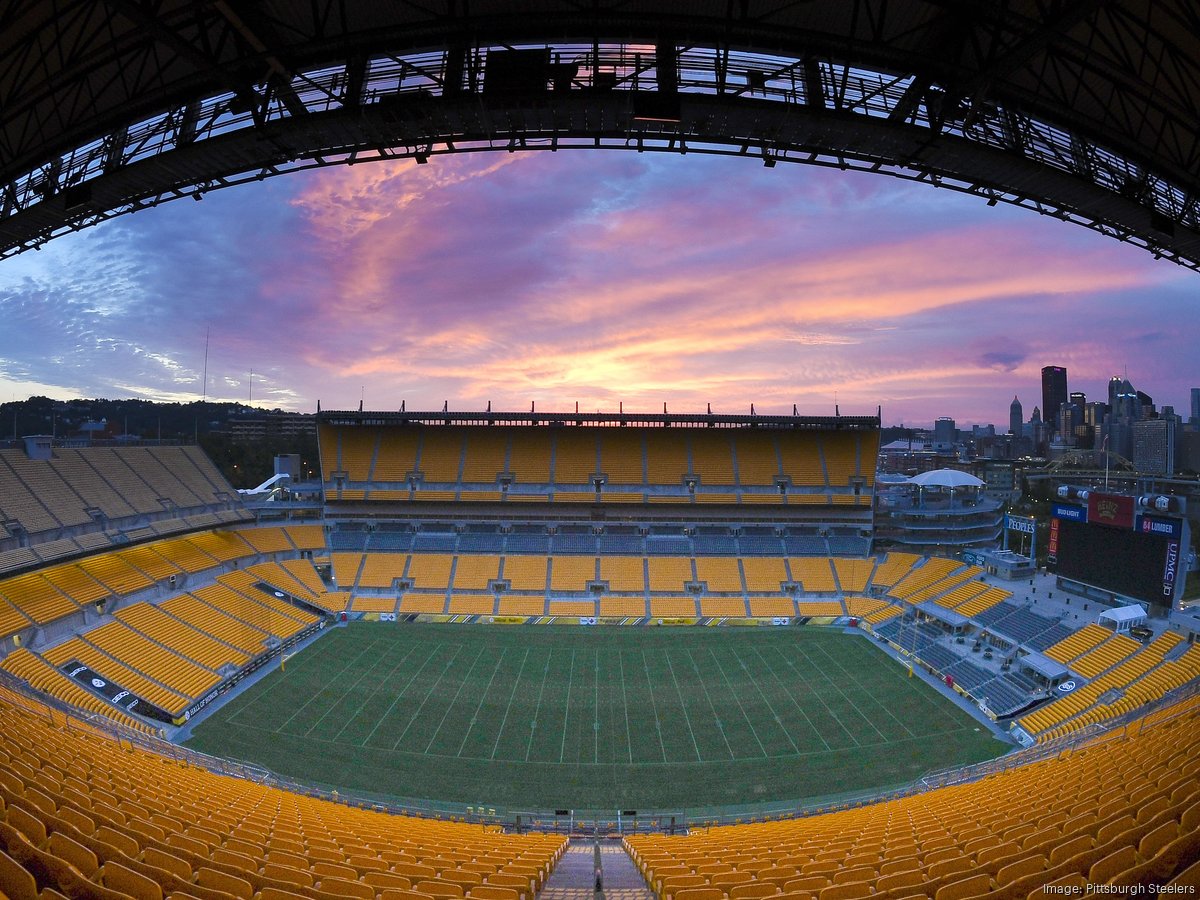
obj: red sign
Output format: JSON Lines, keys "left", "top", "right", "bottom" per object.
{"left": 1048, "top": 518, "right": 1060, "bottom": 556}
{"left": 1087, "top": 492, "right": 1135, "bottom": 529}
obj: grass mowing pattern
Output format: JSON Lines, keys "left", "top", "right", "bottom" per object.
{"left": 184, "top": 623, "right": 1005, "bottom": 810}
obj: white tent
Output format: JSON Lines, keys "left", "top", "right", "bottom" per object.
{"left": 1098, "top": 605, "right": 1148, "bottom": 634}
{"left": 908, "top": 469, "right": 985, "bottom": 489}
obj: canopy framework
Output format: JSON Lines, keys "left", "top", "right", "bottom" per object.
{"left": 0, "top": 1, "right": 1197, "bottom": 267}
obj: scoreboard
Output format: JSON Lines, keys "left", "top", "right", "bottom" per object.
{"left": 1050, "top": 493, "right": 1188, "bottom": 609}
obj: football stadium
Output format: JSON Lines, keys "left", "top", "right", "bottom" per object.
{"left": 2, "top": 2, "right": 1200, "bottom": 898}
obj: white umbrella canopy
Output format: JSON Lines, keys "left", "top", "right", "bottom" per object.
{"left": 908, "top": 469, "right": 985, "bottom": 489}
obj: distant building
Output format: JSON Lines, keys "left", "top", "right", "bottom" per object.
{"left": 1132, "top": 418, "right": 1175, "bottom": 475}
{"left": 1191, "top": 387, "right": 1200, "bottom": 426}
{"left": 226, "top": 413, "right": 316, "bottom": 443}
{"left": 1041, "top": 366, "right": 1068, "bottom": 435}
{"left": 1009, "top": 396, "right": 1023, "bottom": 437}
{"left": 933, "top": 417, "right": 956, "bottom": 451}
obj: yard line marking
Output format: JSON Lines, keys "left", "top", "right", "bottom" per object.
{"left": 275, "top": 633, "right": 386, "bottom": 732}
{"left": 594, "top": 649, "right": 601, "bottom": 765}
{"left": 790, "top": 640, "right": 888, "bottom": 741}
{"left": 731, "top": 645, "right": 799, "bottom": 754}
{"left": 706, "top": 647, "right": 770, "bottom": 758}
{"left": 772, "top": 642, "right": 871, "bottom": 744}
{"left": 490, "top": 647, "right": 530, "bottom": 759}
{"left": 811, "top": 641, "right": 917, "bottom": 738}
{"left": 422, "top": 643, "right": 489, "bottom": 754}
{"left": 558, "top": 649, "right": 577, "bottom": 763}
{"left": 640, "top": 650, "right": 669, "bottom": 763}
{"left": 524, "top": 647, "right": 553, "bottom": 762}
{"left": 388, "top": 642, "right": 466, "bottom": 751}
{"left": 750, "top": 644, "right": 834, "bottom": 751}
{"left": 664, "top": 649, "right": 704, "bottom": 762}
{"left": 359, "top": 641, "right": 442, "bottom": 746}
{"left": 327, "top": 642, "right": 420, "bottom": 741}
{"left": 305, "top": 637, "right": 408, "bottom": 737}
{"left": 457, "top": 647, "right": 508, "bottom": 757}
{"left": 685, "top": 648, "right": 736, "bottom": 759}
{"left": 618, "top": 649, "right": 634, "bottom": 764}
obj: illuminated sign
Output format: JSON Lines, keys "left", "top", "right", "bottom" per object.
{"left": 1087, "top": 492, "right": 1134, "bottom": 529}
{"left": 1005, "top": 515, "right": 1036, "bottom": 535}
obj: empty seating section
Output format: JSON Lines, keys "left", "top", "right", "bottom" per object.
{"left": 508, "top": 430, "right": 552, "bottom": 482}
{"left": 163, "top": 592, "right": 273, "bottom": 655}
{"left": 552, "top": 432, "right": 596, "bottom": 484}
{"left": 647, "top": 557, "right": 693, "bottom": 592}
{"left": 331, "top": 552, "right": 364, "bottom": 589}
{"left": 449, "top": 595, "right": 496, "bottom": 615}
{"left": 777, "top": 433, "right": 824, "bottom": 487}
{"left": 789, "top": 558, "right": 835, "bottom": 592}
{"left": 1, "top": 445, "right": 238, "bottom": 549}
{"left": 453, "top": 556, "right": 499, "bottom": 590}
{"left": 904, "top": 566, "right": 983, "bottom": 604}
{"left": 695, "top": 558, "right": 742, "bottom": 593}
{"left": 748, "top": 597, "right": 796, "bottom": 617}
{"left": 690, "top": 433, "right": 735, "bottom": 485}
{"left": 869, "top": 552, "right": 921, "bottom": 588}
{"left": 406, "top": 555, "right": 453, "bottom": 592}
{"left": 461, "top": 431, "right": 507, "bottom": 483}
{"left": 43, "top": 636, "right": 190, "bottom": 714}
{"left": 419, "top": 430, "right": 464, "bottom": 481}
{"left": 820, "top": 432, "right": 859, "bottom": 485}
{"left": 78, "top": 555, "right": 154, "bottom": 595}
{"left": 733, "top": 433, "right": 780, "bottom": 487}
{"left": 832, "top": 558, "right": 875, "bottom": 593}
{"left": 0, "top": 648, "right": 158, "bottom": 733}
{"left": 185, "top": 531, "right": 253, "bottom": 563}
{"left": 337, "top": 429, "right": 376, "bottom": 480}
{"left": 934, "top": 581, "right": 989, "bottom": 609}
{"left": 956, "top": 587, "right": 1010, "bottom": 618}
{"left": 629, "top": 693, "right": 1200, "bottom": 893}
{"left": 1071, "top": 634, "right": 1142, "bottom": 679}
{"left": 84, "top": 621, "right": 220, "bottom": 700}
{"left": 796, "top": 601, "right": 846, "bottom": 617}
{"left": 237, "top": 527, "right": 295, "bottom": 554}
{"left": 283, "top": 526, "right": 326, "bottom": 551}
{"left": 1020, "top": 643, "right": 1200, "bottom": 741}
{"left": 0, "top": 574, "right": 79, "bottom": 628}
{"left": 0, "top": 685, "right": 569, "bottom": 900}
{"left": 646, "top": 432, "right": 689, "bottom": 486}
{"left": 889, "top": 557, "right": 964, "bottom": 601}
{"left": 502, "top": 555, "right": 549, "bottom": 592}
{"left": 550, "top": 556, "right": 596, "bottom": 592}
{"left": 359, "top": 555, "right": 406, "bottom": 588}
{"left": 741, "top": 558, "right": 787, "bottom": 593}
{"left": 599, "top": 557, "right": 645, "bottom": 593}
{"left": 114, "top": 602, "right": 249, "bottom": 671}
{"left": 367, "top": 429, "right": 416, "bottom": 482}
{"left": 114, "top": 545, "right": 182, "bottom": 582}
{"left": 1046, "top": 624, "right": 1112, "bottom": 664}
{"left": 192, "top": 580, "right": 315, "bottom": 641}
{"left": 600, "top": 431, "right": 645, "bottom": 484}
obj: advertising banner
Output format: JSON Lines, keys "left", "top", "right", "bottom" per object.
{"left": 1137, "top": 515, "right": 1183, "bottom": 540}
{"left": 1162, "top": 541, "right": 1181, "bottom": 599}
{"left": 59, "top": 660, "right": 175, "bottom": 724}
{"left": 1087, "top": 493, "right": 1135, "bottom": 529}
{"left": 1051, "top": 503, "right": 1087, "bottom": 523}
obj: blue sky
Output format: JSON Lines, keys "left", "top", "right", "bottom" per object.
{"left": 0, "top": 151, "right": 1194, "bottom": 427}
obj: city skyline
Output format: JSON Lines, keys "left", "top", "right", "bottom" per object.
{"left": 0, "top": 152, "right": 1196, "bottom": 427}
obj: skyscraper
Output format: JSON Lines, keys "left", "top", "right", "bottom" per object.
{"left": 1191, "top": 388, "right": 1200, "bottom": 426}
{"left": 1041, "top": 366, "right": 1068, "bottom": 434}
{"left": 1009, "top": 396, "right": 1022, "bottom": 436}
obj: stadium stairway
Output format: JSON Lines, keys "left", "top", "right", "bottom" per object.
{"left": 539, "top": 842, "right": 653, "bottom": 900}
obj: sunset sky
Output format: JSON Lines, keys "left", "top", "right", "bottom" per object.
{"left": 0, "top": 151, "right": 1195, "bottom": 428}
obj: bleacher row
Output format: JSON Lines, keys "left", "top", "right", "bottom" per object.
{"left": 0, "top": 526, "right": 326, "bottom": 641}
{"left": 625, "top": 693, "right": 1200, "bottom": 897}
{"left": 0, "top": 552, "right": 352, "bottom": 722}
{"left": 319, "top": 424, "right": 875, "bottom": 504}
{"left": 0, "top": 685, "right": 568, "bottom": 900}
{"left": 0, "top": 447, "right": 248, "bottom": 571}
{"left": 1018, "top": 629, "right": 1200, "bottom": 743}
{"left": 328, "top": 528, "right": 872, "bottom": 559}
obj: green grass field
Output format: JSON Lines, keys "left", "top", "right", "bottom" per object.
{"left": 184, "top": 623, "right": 1006, "bottom": 811}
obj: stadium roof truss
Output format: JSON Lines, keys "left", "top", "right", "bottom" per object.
{"left": 1, "top": 1, "right": 1198, "bottom": 268}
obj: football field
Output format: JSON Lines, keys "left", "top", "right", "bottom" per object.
{"left": 184, "top": 622, "right": 1006, "bottom": 811}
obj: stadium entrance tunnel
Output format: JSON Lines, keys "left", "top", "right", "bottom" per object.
{"left": 2, "top": 4, "right": 1198, "bottom": 269}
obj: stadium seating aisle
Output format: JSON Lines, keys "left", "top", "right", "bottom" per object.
{"left": 627, "top": 693, "right": 1200, "bottom": 896}
{"left": 0, "top": 685, "right": 568, "bottom": 900}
